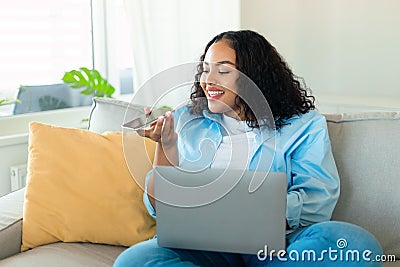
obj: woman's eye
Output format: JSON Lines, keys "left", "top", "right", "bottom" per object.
{"left": 218, "top": 71, "right": 230, "bottom": 75}
{"left": 202, "top": 70, "right": 210, "bottom": 73}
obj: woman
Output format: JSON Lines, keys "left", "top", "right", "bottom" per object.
{"left": 114, "top": 30, "right": 382, "bottom": 266}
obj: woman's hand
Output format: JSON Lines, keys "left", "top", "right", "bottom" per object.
{"left": 138, "top": 107, "right": 178, "bottom": 211}
{"left": 137, "top": 108, "right": 177, "bottom": 148}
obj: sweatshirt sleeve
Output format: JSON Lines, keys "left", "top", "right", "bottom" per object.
{"left": 143, "top": 169, "right": 156, "bottom": 218}
{"left": 285, "top": 115, "right": 340, "bottom": 230}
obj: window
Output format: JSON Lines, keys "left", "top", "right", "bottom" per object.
{"left": 95, "top": 0, "right": 135, "bottom": 96}
{"left": 0, "top": 0, "right": 93, "bottom": 116}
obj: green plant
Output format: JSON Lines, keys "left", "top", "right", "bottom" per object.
{"left": 62, "top": 67, "right": 115, "bottom": 98}
{"left": 0, "top": 98, "right": 20, "bottom": 106}
{"left": 160, "top": 105, "right": 173, "bottom": 110}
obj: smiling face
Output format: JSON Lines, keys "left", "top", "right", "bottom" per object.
{"left": 200, "top": 40, "right": 243, "bottom": 119}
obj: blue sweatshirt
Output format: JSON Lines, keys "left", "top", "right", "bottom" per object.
{"left": 144, "top": 106, "right": 339, "bottom": 231}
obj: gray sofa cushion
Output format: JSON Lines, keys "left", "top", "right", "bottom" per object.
{"left": 0, "top": 188, "right": 24, "bottom": 260}
{"left": 0, "top": 242, "right": 125, "bottom": 267}
{"left": 326, "top": 112, "right": 400, "bottom": 258}
{"left": 88, "top": 97, "right": 145, "bottom": 133}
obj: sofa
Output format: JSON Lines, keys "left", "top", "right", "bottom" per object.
{"left": 0, "top": 97, "right": 399, "bottom": 266}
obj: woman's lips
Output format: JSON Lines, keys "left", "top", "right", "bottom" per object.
{"left": 206, "top": 87, "right": 224, "bottom": 100}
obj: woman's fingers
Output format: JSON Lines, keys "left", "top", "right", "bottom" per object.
{"left": 136, "top": 115, "right": 164, "bottom": 142}
{"left": 136, "top": 107, "right": 154, "bottom": 137}
{"left": 168, "top": 112, "right": 175, "bottom": 133}
{"left": 161, "top": 111, "right": 177, "bottom": 148}
{"left": 136, "top": 129, "right": 146, "bottom": 137}
{"left": 136, "top": 127, "right": 155, "bottom": 138}
{"left": 162, "top": 111, "right": 172, "bottom": 137}
{"left": 136, "top": 111, "right": 176, "bottom": 146}
{"left": 144, "top": 107, "right": 152, "bottom": 115}
{"left": 152, "top": 116, "right": 165, "bottom": 140}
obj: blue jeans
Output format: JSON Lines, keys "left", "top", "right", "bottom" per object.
{"left": 113, "top": 221, "right": 383, "bottom": 267}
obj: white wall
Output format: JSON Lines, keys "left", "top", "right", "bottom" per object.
{"left": 241, "top": 0, "right": 400, "bottom": 111}
{"left": 0, "top": 136, "right": 28, "bottom": 196}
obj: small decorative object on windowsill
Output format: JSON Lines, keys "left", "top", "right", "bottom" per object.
{"left": 62, "top": 67, "right": 115, "bottom": 98}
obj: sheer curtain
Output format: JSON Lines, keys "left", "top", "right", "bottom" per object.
{"left": 123, "top": 0, "right": 240, "bottom": 91}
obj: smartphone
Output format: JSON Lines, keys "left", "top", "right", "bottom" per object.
{"left": 122, "top": 107, "right": 173, "bottom": 131}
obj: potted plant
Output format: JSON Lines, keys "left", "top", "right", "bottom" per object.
{"left": 62, "top": 67, "right": 115, "bottom": 98}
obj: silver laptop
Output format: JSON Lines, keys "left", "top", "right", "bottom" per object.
{"left": 154, "top": 166, "right": 287, "bottom": 255}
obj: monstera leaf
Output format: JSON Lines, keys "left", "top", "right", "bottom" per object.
{"left": 62, "top": 67, "right": 115, "bottom": 98}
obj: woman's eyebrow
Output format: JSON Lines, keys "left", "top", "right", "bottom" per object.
{"left": 203, "top": 60, "right": 236, "bottom": 66}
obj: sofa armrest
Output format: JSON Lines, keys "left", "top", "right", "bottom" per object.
{"left": 0, "top": 188, "right": 24, "bottom": 260}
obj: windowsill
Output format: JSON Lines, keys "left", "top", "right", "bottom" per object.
{"left": 0, "top": 106, "right": 92, "bottom": 137}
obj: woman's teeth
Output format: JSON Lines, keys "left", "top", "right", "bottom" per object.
{"left": 208, "top": 91, "right": 224, "bottom": 96}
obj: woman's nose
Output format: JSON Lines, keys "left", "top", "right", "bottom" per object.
{"left": 204, "top": 69, "right": 218, "bottom": 85}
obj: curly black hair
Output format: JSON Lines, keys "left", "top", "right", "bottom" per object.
{"left": 190, "top": 30, "right": 315, "bottom": 130}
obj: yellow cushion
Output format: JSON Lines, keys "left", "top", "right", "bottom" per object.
{"left": 21, "top": 122, "right": 156, "bottom": 251}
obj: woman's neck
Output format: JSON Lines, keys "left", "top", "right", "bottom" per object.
{"left": 223, "top": 109, "right": 245, "bottom": 121}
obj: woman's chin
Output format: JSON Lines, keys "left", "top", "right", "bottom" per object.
{"left": 207, "top": 104, "right": 223, "bottom": 114}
